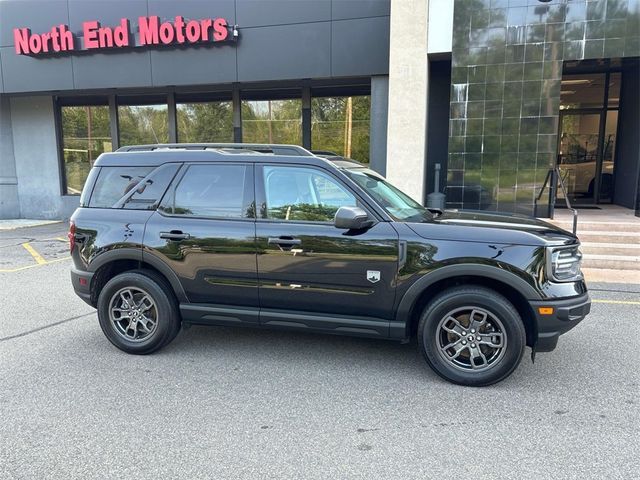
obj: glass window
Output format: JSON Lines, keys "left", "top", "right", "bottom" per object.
{"left": 311, "top": 96, "right": 370, "bottom": 163}
{"left": 241, "top": 99, "right": 301, "bottom": 144}
{"left": 61, "top": 105, "right": 112, "bottom": 195}
{"left": 560, "top": 74, "right": 606, "bottom": 110}
{"left": 344, "top": 168, "right": 432, "bottom": 222}
{"left": 600, "top": 110, "right": 619, "bottom": 202}
{"left": 177, "top": 101, "right": 233, "bottom": 143}
{"left": 89, "top": 166, "right": 153, "bottom": 208}
{"left": 118, "top": 103, "right": 169, "bottom": 146}
{"left": 262, "top": 166, "right": 356, "bottom": 222}
{"left": 123, "top": 164, "right": 180, "bottom": 210}
{"left": 171, "top": 164, "right": 251, "bottom": 218}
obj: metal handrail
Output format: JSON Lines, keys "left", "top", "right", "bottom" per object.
{"left": 534, "top": 166, "right": 578, "bottom": 235}
{"left": 555, "top": 166, "right": 578, "bottom": 235}
{"left": 534, "top": 168, "right": 554, "bottom": 218}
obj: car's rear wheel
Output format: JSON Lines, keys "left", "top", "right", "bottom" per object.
{"left": 97, "top": 270, "right": 181, "bottom": 354}
{"left": 418, "top": 286, "right": 526, "bottom": 386}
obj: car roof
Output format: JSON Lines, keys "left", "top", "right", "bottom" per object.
{"left": 95, "top": 143, "right": 365, "bottom": 169}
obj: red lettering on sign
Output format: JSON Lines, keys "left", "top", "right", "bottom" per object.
{"left": 114, "top": 18, "right": 129, "bottom": 47}
{"left": 98, "top": 26, "right": 113, "bottom": 48}
{"left": 200, "top": 19, "right": 213, "bottom": 41}
{"left": 213, "top": 18, "right": 228, "bottom": 41}
{"left": 185, "top": 20, "right": 200, "bottom": 43}
{"left": 175, "top": 16, "right": 185, "bottom": 43}
{"left": 50, "top": 27, "right": 60, "bottom": 52}
{"left": 83, "top": 20, "right": 99, "bottom": 49}
{"left": 60, "top": 25, "right": 74, "bottom": 51}
{"left": 14, "top": 28, "right": 30, "bottom": 54}
{"left": 29, "top": 33, "right": 42, "bottom": 53}
{"left": 41, "top": 32, "right": 52, "bottom": 52}
{"left": 14, "top": 15, "right": 231, "bottom": 56}
{"left": 159, "top": 22, "right": 174, "bottom": 44}
{"left": 139, "top": 16, "right": 159, "bottom": 45}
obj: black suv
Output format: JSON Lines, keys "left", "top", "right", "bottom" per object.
{"left": 70, "top": 143, "right": 590, "bottom": 386}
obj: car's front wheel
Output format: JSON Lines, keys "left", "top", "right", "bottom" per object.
{"left": 418, "top": 286, "right": 526, "bottom": 386}
{"left": 97, "top": 270, "right": 181, "bottom": 354}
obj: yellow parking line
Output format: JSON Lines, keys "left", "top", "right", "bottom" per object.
{"left": 22, "top": 242, "right": 47, "bottom": 265}
{"left": 592, "top": 299, "right": 640, "bottom": 306}
{"left": 0, "top": 256, "right": 70, "bottom": 273}
{"left": 33, "top": 237, "right": 67, "bottom": 242}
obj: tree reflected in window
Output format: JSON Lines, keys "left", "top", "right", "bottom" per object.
{"left": 61, "top": 105, "right": 111, "bottom": 195}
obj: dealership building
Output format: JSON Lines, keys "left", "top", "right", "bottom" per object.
{"left": 0, "top": 0, "right": 638, "bottom": 220}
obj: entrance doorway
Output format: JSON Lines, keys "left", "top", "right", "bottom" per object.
{"left": 557, "top": 71, "right": 620, "bottom": 205}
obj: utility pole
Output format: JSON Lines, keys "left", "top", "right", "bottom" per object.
{"left": 344, "top": 97, "right": 353, "bottom": 158}
{"left": 268, "top": 100, "right": 273, "bottom": 143}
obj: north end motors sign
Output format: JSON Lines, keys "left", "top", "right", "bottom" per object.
{"left": 14, "top": 16, "right": 236, "bottom": 56}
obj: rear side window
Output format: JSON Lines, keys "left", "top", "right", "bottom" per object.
{"left": 79, "top": 167, "right": 101, "bottom": 207}
{"left": 122, "top": 164, "right": 180, "bottom": 210}
{"left": 89, "top": 167, "right": 152, "bottom": 208}
{"left": 164, "top": 164, "right": 253, "bottom": 218}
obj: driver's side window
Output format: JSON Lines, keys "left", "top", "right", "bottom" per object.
{"left": 262, "top": 166, "right": 357, "bottom": 222}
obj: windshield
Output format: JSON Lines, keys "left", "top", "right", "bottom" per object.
{"left": 344, "top": 168, "right": 433, "bottom": 222}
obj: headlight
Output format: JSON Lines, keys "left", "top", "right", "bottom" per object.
{"left": 547, "top": 245, "right": 583, "bottom": 282}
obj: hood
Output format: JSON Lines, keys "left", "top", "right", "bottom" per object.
{"left": 408, "top": 209, "right": 577, "bottom": 246}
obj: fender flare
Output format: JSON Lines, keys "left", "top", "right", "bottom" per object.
{"left": 88, "top": 247, "right": 188, "bottom": 303}
{"left": 392, "top": 264, "right": 541, "bottom": 339}
{"left": 88, "top": 247, "right": 142, "bottom": 272}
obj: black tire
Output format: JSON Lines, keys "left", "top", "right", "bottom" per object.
{"left": 97, "top": 270, "right": 181, "bottom": 354}
{"left": 417, "top": 286, "right": 526, "bottom": 387}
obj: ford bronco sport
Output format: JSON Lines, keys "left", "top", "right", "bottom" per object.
{"left": 70, "top": 143, "right": 590, "bottom": 386}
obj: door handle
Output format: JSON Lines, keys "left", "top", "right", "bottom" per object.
{"left": 268, "top": 237, "right": 301, "bottom": 246}
{"left": 160, "top": 231, "right": 191, "bottom": 241}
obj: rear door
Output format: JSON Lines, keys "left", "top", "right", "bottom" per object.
{"left": 255, "top": 164, "right": 399, "bottom": 336}
{"left": 143, "top": 162, "right": 259, "bottom": 325}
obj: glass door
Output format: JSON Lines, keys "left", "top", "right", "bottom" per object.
{"left": 557, "top": 113, "right": 602, "bottom": 204}
{"left": 557, "top": 71, "right": 621, "bottom": 205}
{"left": 599, "top": 110, "right": 618, "bottom": 202}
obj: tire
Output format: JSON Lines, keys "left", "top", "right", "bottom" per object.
{"left": 417, "top": 286, "right": 526, "bottom": 387}
{"left": 97, "top": 270, "right": 181, "bottom": 354}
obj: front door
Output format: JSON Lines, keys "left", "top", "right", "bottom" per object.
{"left": 558, "top": 112, "right": 602, "bottom": 204}
{"left": 255, "top": 164, "right": 399, "bottom": 335}
{"left": 144, "top": 162, "right": 259, "bottom": 324}
{"left": 557, "top": 71, "right": 620, "bottom": 205}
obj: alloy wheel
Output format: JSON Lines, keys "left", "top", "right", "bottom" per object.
{"left": 108, "top": 287, "right": 158, "bottom": 342}
{"left": 435, "top": 306, "right": 507, "bottom": 372}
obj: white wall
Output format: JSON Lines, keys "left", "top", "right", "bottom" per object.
{"left": 386, "top": 0, "right": 430, "bottom": 202}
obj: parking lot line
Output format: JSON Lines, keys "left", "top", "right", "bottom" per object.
{"left": 21, "top": 242, "right": 47, "bottom": 265}
{"left": 0, "top": 256, "right": 70, "bottom": 273}
{"left": 592, "top": 299, "right": 640, "bottom": 306}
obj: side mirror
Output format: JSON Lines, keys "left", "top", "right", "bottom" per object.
{"left": 334, "top": 206, "right": 374, "bottom": 230}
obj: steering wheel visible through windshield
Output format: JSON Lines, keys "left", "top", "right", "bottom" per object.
{"left": 343, "top": 168, "right": 433, "bottom": 222}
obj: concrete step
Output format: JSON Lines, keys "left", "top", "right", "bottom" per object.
{"left": 582, "top": 268, "right": 640, "bottom": 284}
{"left": 576, "top": 231, "right": 640, "bottom": 244}
{"left": 580, "top": 242, "right": 640, "bottom": 256}
{"left": 552, "top": 221, "right": 640, "bottom": 233}
{"left": 582, "top": 253, "right": 640, "bottom": 270}
{"left": 562, "top": 231, "right": 640, "bottom": 241}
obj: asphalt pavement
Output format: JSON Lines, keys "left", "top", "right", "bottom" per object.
{"left": 0, "top": 223, "right": 638, "bottom": 479}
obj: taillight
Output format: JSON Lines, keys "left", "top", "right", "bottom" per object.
{"left": 68, "top": 220, "right": 76, "bottom": 253}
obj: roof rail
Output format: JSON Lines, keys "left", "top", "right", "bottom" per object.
{"left": 116, "top": 143, "right": 315, "bottom": 156}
